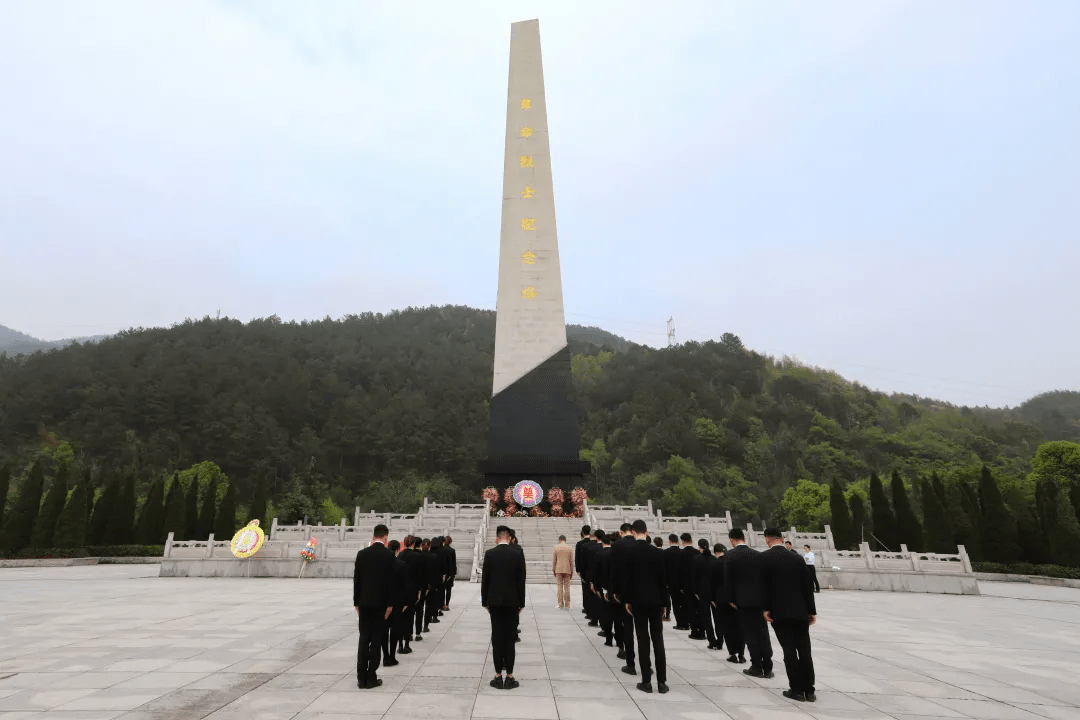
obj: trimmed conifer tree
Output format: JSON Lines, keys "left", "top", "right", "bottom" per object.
{"left": 82, "top": 468, "right": 94, "bottom": 521}
{"left": 920, "top": 475, "right": 952, "bottom": 553}
{"left": 214, "top": 480, "right": 236, "bottom": 540}
{"left": 30, "top": 463, "right": 69, "bottom": 549}
{"left": 868, "top": 472, "right": 898, "bottom": 551}
{"left": 184, "top": 477, "right": 199, "bottom": 541}
{"left": 247, "top": 475, "right": 268, "bottom": 528}
{"left": 848, "top": 494, "right": 868, "bottom": 546}
{"left": 891, "top": 469, "right": 923, "bottom": 551}
{"left": 1036, "top": 476, "right": 1080, "bottom": 567}
{"left": 53, "top": 480, "right": 89, "bottom": 548}
{"left": 196, "top": 475, "right": 217, "bottom": 539}
{"left": 136, "top": 476, "right": 166, "bottom": 545}
{"left": 2, "top": 460, "right": 45, "bottom": 553}
{"left": 978, "top": 465, "right": 1019, "bottom": 564}
{"left": 163, "top": 473, "right": 185, "bottom": 541}
{"left": 0, "top": 460, "right": 10, "bottom": 532}
{"left": 87, "top": 478, "right": 117, "bottom": 545}
{"left": 953, "top": 482, "right": 982, "bottom": 561}
{"left": 828, "top": 479, "right": 856, "bottom": 550}
{"left": 104, "top": 473, "right": 136, "bottom": 545}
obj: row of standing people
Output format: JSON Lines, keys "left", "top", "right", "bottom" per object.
{"left": 352, "top": 529, "right": 457, "bottom": 689}
{"left": 575, "top": 523, "right": 819, "bottom": 703}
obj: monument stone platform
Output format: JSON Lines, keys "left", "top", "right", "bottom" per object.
{"left": 1, "top": 565, "right": 1078, "bottom": 719}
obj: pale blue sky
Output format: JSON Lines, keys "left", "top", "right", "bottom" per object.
{"left": 1, "top": 1, "right": 1077, "bottom": 407}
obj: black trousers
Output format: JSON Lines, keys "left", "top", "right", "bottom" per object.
{"left": 382, "top": 608, "right": 400, "bottom": 662}
{"left": 357, "top": 608, "right": 387, "bottom": 683}
{"left": 616, "top": 601, "right": 635, "bottom": 666}
{"left": 684, "top": 590, "right": 700, "bottom": 633}
{"left": 664, "top": 589, "right": 672, "bottom": 619}
{"left": 808, "top": 565, "right": 820, "bottom": 593}
{"left": 709, "top": 603, "right": 725, "bottom": 650}
{"left": 415, "top": 591, "right": 428, "bottom": 635}
{"left": 737, "top": 606, "right": 772, "bottom": 673}
{"left": 607, "top": 597, "right": 624, "bottom": 649}
{"left": 445, "top": 577, "right": 455, "bottom": 606}
{"left": 722, "top": 604, "right": 744, "bottom": 656}
{"left": 597, "top": 592, "right": 614, "bottom": 641}
{"left": 489, "top": 606, "right": 518, "bottom": 675}
{"left": 398, "top": 601, "right": 415, "bottom": 648}
{"left": 772, "top": 618, "right": 815, "bottom": 695}
{"left": 581, "top": 577, "right": 593, "bottom": 617}
{"left": 699, "top": 598, "right": 717, "bottom": 645}
{"left": 631, "top": 604, "right": 666, "bottom": 685}
{"left": 672, "top": 589, "right": 686, "bottom": 627}
{"left": 427, "top": 585, "right": 443, "bottom": 622}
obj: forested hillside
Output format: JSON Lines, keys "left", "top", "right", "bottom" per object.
{"left": 1, "top": 306, "right": 1078, "bottom": 562}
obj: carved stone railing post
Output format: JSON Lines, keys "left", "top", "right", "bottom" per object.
{"left": 163, "top": 532, "right": 174, "bottom": 558}
{"left": 957, "top": 545, "right": 973, "bottom": 574}
{"left": 206, "top": 534, "right": 215, "bottom": 558}
{"left": 824, "top": 524, "right": 835, "bottom": 550}
{"left": 860, "top": 542, "right": 875, "bottom": 570}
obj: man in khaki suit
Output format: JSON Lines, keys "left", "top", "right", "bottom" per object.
{"left": 552, "top": 535, "right": 574, "bottom": 609}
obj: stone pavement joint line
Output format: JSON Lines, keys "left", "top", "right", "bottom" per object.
{"left": 1, "top": 566, "right": 1079, "bottom": 719}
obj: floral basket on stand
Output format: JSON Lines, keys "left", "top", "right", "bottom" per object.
{"left": 482, "top": 486, "right": 500, "bottom": 514}
{"left": 504, "top": 501, "right": 519, "bottom": 517}
{"left": 547, "top": 487, "right": 565, "bottom": 516}
{"left": 298, "top": 537, "right": 317, "bottom": 578}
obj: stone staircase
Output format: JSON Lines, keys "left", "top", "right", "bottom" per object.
{"left": 482, "top": 517, "right": 582, "bottom": 584}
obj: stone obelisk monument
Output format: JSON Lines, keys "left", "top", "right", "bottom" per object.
{"left": 482, "top": 19, "right": 589, "bottom": 490}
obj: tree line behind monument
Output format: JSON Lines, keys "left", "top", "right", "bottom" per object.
{"left": 0, "top": 306, "right": 1078, "bottom": 570}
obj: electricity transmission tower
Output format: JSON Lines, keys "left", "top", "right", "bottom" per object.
{"left": 667, "top": 317, "right": 676, "bottom": 347}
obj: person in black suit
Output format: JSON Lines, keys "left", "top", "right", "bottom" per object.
{"left": 482, "top": 525, "right": 526, "bottom": 690}
{"left": 575, "top": 525, "right": 592, "bottom": 617}
{"left": 711, "top": 543, "right": 745, "bottom": 663}
{"left": 443, "top": 536, "right": 457, "bottom": 609}
{"left": 588, "top": 530, "right": 615, "bottom": 645}
{"left": 609, "top": 522, "right": 637, "bottom": 673}
{"left": 581, "top": 529, "right": 602, "bottom": 626}
{"left": 427, "top": 537, "right": 445, "bottom": 624}
{"left": 353, "top": 524, "right": 397, "bottom": 689}
{"left": 381, "top": 539, "right": 407, "bottom": 668}
{"left": 691, "top": 538, "right": 719, "bottom": 649}
{"left": 678, "top": 533, "right": 702, "bottom": 638}
{"left": 762, "top": 528, "right": 818, "bottom": 702}
{"left": 724, "top": 528, "right": 774, "bottom": 678}
{"left": 508, "top": 529, "right": 524, "bottom": 642}
{"left": 397, "top": 535, "right": 424, "bottom": 655}
{"left": 663, "top": 534, "right": 683, "bottom": 627}
{"left": 624, "top": 519, "right": 668, "bottom": 695}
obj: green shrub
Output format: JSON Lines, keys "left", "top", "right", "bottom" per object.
{"left": 974, "top": 561, "right": 1080, "bottom": 580}
{"left": 1, "top": 544, "right": 164, "bottom": 559}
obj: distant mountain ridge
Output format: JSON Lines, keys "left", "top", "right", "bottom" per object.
{"left": 0, "top": 324, "right": 109, "bottom": 356}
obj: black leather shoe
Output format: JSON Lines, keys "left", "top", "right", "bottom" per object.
{"left": 762, "top": 671, "right": 775, "bottom": 679}
{"left": 738, "top": 654, "right": 746, "bottom": 663}
{"left": 503, "top": 677, "right": 520, "bottom": 690}
{"left": 782, "top": 690, "right": 807, "bottom": 701}
{"left": 597, "top": 631, "right": 607, "bottom": 637}
{"left": 726, "top": 654, "right": 740, "bottom": 663}
{"left": 588, "top": 620, "right": 599, "bottom": 627}
{"left": 414, "top": 635, "right": 423, "bottom": 641}
{"left": 604, "top": 641, "right": 614, "bottom": 647}
{"left": 430, "top": 618, "right": 440, "bottom": 624}
{"left": 423, "top": 626, "right": 430, "bottom": 632}
{"left": 636, "top": 681, "right": 653, "bottom": 693}
{"left": 357, "top": 679, "right": 368, "bottom": 689}
{"left": 743, "top": 668, "right": 764, "bottom": 677}
{"left": 399, "top": 647, "right": 412, "bottom": 655}
{"left": 617, "top": 650, "right": 626, "bottom": 659}
{"left": 658, "top": 683, "right": 669, "bottom": 694}
{"left": 805, "top": 692, "right": 816, "bottom": 702}
{"left": 489, "top": 676, "right": 504, "bottom": 689}
{"left": 707, "top": 644, "right": 722, "bottom": 650}
{"left": 621, "top": 665, "right": 637, "bottom": 676}
{"left": 383, "top": 658, "right": 399, "bottom": 667}
{"left": 438, "top": 611, "right": 444, "bottom": 616}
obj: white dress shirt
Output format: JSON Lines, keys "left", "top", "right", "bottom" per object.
{"left": 804, "top": 551, "right": 815, "bottom": 565}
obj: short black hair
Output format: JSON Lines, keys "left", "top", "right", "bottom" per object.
{"left": 764, "top": 527, "right": 783, "bottom": 539}
{"left": 654, "top": 537, "right": 664, "bottom": 547}
{"left": 668, "top": 534, "right": 678, "bottom": 543}
{"left": 632, "top": 519, "right": 648, "bottom": 534}
{"left": 698, "top": 538, "right": 710, "bottom": 550}
{"left": 784, "top": 540, "right": 792, "bottom": 546}
{"left": 388, "top": 539, "right": 400, "bottom": 552}
{"left": 728, "top": 528, "right": 745, "bottom": 541}
{"left": 804, "top": 544, "right": 811, "bottom": 550}
{"left": 620, "top": 523, "right": 632, "bottom": 532}
{"left": 558, "top": 535, "right": 567, "bottom": 541}
{"left": 373, "top": 524, "right": 389, "bottom": 538}
{"left": 680, "top": 532, "right": 692, "bottom": 543}
{"left": 592, "top": 528, "right": 602, "bottom": 538}
{"left": 496, "top": 525, "right": 511, "bottom": 537}
{"left": 713, "top": 543, "right": 727, "bottom": 554}
{"left": 508, "top": 528, "right": 517, "bottom": 538}
{"left": 581, "top": 525, "right": 591, "bottom": 536}
{"left": 595, "top": 530, "right": 607, "bottom": 543}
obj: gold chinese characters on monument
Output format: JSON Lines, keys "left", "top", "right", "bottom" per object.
{"left": 520, "top": 98, "right": 532, "bottom": 109}
{"left": 520, "top": 127, "right": 533, "bottom": 138}
{"left": 519, "top": 155, "right": 534, "bottom": 168}
{"left": 521, "top": 217, "right": 536, "bottom": 231}
{"left": 521, "top": 286, "right": 538, "bottom": 299}
{"left": 521, "top": 250, "right": 536, "bottom": 265}
{"left": 521, "top": 185, "right": 534, "bottom": 199}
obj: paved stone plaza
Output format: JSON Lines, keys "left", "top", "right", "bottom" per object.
{"left": 1, "top": 567, "right": 1078, "bottom": 720}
